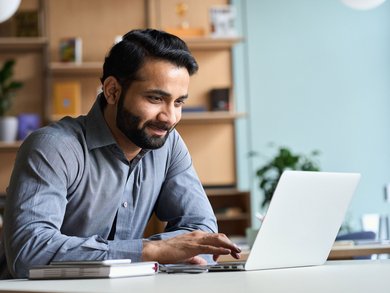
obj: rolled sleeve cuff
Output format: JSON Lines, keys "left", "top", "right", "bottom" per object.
{"left": 107, "top": 239, "right": 143, "bottom": 262}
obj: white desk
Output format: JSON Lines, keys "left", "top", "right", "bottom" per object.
{"left": 0, "top": 260, "right": 389, "bottom": 293}
{"left": 217, "top": 243, "right": 390, "bottom": 262}
{"left": 329, "top": 243, "right": 390, "bottom": 259}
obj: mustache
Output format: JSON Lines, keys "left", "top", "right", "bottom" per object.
{"left": 144, "top": 121, "right": 177, "bottom": 133}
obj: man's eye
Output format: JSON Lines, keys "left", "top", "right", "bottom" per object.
{"left": 148, "top": 96, "right": 163, "bottom": 103}
{"left": 175, "top": 99, "right": 185, "bottom": 106}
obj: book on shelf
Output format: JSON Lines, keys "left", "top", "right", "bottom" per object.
{"left": 29, "top": 259, "right": 159, "bottom": 279}
{"left": 59, "top": 37, "right": 82, "bottom": 63}
{"left": 209, "top": 5, "right": 237, "bottom": 38}
{"left": 52, "top": 81, "right": 81, "bottom": 117}
{"left": 15, "top": 10, "right": 40, "bottom": 37}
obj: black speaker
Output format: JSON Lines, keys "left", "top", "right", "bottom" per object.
{"left": 209, "top": 88, "right": 230, "bottom": 111}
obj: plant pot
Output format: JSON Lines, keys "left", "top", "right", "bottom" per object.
{"left": 0, "top": 116, "right": 18, "bottom": 142}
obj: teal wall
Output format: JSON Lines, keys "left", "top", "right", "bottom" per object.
{"left": 233, "top": 0, "right": 390, "bottom": 230}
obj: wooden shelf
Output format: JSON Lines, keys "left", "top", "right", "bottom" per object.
{"left": 0, "top": 141, "right": 22, "bottom": 151}
{"left": 48, "top": 36, "right": 242, "bottom": 75}
{"left": 183, "top": 36, "right": 243, "bottom": 50}
{"left": 50, "top": 112, "right": 245, "bottom": 124}
{"left": 205, "top": 188, "right": 251, "bottom": 236}
{"left": 205, "top": 188, "right": 249, "bottom": 197}
{"left": 215, "top": 213, "right": 250, "bottom": 221}
{"left": 181, "top": 112, "right": 245, "bottom": 123}
{"left": 49, "top": 62, "right": 102, "bottom": 75}
{"left": 0, "top": 37, "right": 48, "bottom": 51}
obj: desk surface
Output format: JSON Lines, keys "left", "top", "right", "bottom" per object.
{"left": 329, "top": 242, "right": 390, "bottom": 259}
{"left": 217, "top": 242, "right": 390, "bottom": 262}
{"left": 0, "top": 260, "right": 389, "bottom": 293}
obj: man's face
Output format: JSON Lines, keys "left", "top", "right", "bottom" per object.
{"left": 116, "top": 60, "right": 190, "bottom": 149}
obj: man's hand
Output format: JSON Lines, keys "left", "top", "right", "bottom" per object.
{"left": 142, "top": 230, "right": 241, "bottom": 265}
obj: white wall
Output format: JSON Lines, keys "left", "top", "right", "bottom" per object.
{"left": 233, "top": 0, "right": 390, "bottom": 230}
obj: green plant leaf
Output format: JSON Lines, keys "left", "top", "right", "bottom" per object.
{"left": 0, "top": 59, "right": 23, "bottom": 116}
{"left": 8, "top": 81, "right": 23, "bottom": 90}
{"left": 255, "top": 145, "right": 321, "bottom": 209}
{"left": 0, "top": 60, "right": 15, "bottom": 83}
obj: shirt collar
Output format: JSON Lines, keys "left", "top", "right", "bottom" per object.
{"left": 85, "top": 94, "right": 117, "bottom": 150}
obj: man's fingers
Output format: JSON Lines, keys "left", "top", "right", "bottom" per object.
{"left": 143, "top": 231, "right": 242, "bottom": 264}
{"left": 199, "top": 233, "right": 242, "bottom": 254}
{"left": 197, "top": 244, "right": 232, "bottom": 255}
{"left": 186, "top": 256, "right": 208, "bottom": 265}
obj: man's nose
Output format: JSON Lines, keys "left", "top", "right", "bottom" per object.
{"left": 157, "top": 104, "right": 179, "bottom": 126}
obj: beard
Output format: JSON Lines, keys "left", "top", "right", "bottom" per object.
{"left": 116, "top": 95, "right": 175, "bottom": 149}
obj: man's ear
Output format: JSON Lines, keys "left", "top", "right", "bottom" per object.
{"left": 103, "top": 76, "right": 121, "bottom": 104}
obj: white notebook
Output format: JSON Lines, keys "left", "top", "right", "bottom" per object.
{"left": 29, "top": 260, "right": 158, "bottom": 279}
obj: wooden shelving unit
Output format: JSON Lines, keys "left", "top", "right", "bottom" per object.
{"left": 49, "top": 61, "right": 102, "bottom": 75}
{"left": 181, "top": 111, "right": 245, "bottom": 123}
{"left": 0, "top": 141, "right": 23, "bottom": 151}
{"left": 0, "top": 0, "right": 251, "bottom": 237}
{"left": 176, "top": 36, "right": 243, "bottom": 49}
{"left": 0, "top": 0, "right": 48, "bottom": 193}
{"left": 206, "top": 188, "right": 251, "bottom": 236}
{"left": 0, "top": 37, "right": 48, "bottom": 51}
{"left": 49, "top": 111, "right": 245, "bottom": 124}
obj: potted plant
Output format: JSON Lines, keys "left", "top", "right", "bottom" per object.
{"left": 0, "top": 59, "right": 23, "bottom": 142}
{"left": 255, "top": 145, "right": 321, "bottom": 209}
{"left": 245, "top": 145, "right": 321, "bottom": 247}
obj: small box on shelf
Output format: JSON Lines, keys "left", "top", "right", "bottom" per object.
{"left": 17, "top": 113, "right": 41, "bottom": 140}
{"left": 15, "top": 10, "right": 40, "bottom": 37}
{"left": 209, "top": 5, "right": 237, "bottom": 38}
{"left": 209, "top": 88, "right": 230, "bottom": 111}
{"left": 59, "top": 37, "right": 82, "bottom": 63}
{"left": 52, "top": 81, "right": 81, "bottom": 117}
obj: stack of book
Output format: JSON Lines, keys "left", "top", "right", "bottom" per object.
{"left": 29, "top": 259, "right": 158, "bottom": 279}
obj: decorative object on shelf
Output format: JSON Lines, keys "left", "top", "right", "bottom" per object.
{"left": 0, "top": 59, "right": 23, "bottom": 142}
{"left": 209, "top": 5, "right": 237, "bottom": 38}
{"left": 17, "top": 113, "right": 41, "bottom": 140}
{"left": 165, "top": 1, "right": 205, "bottom": 37}
{"left": 52, "top": 81, "right": 81, "bottom": 117}
{"left": 341, "top": 0, "right": 386, "bottom": 10}
{"left": 59, "top": 37, "right": 82, "bottom": 63}
{"left": 0, "top": 0, "right": 21, "bottom": 23}
{"left": 15, "top": 10, "right": 39, "bottom": 37}
{"left": 254, "top": 144, "right": 321, "bottom": 209}
{"left": 209, "top": 88, "right": 230, "bottom": 111}
{"left": 0, "top": 115, "right": 18, "bottom": 142}
{"left": 176, "top": 2, "right": 189, "bottom": 29}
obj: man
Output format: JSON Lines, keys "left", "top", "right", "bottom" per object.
{"left": 0, "top": 29, "right": 240, "bottom": 279}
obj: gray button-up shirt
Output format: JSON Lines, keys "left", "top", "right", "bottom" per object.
{"left": 0, "top": 96, "right": 217, "bottom": 278}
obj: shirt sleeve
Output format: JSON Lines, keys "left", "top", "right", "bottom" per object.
{"left": 3, "top": 132, "right": 142, "bottom": 278}
{"left": 151, "top": 131, "right": 218, "bottom": 239}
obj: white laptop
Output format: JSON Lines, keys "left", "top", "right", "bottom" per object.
{"left": 210, "top": 171, "right": 360, "bottom": 270}
{"left": 159, "top": 171, "right": 360, "bottom": 273}
{"left": 207, "top": 170, "right": 361, "bottom": 272}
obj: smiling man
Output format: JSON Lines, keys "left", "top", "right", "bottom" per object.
{"left": 0, "top": 29, "right": 240, "bottom": 279}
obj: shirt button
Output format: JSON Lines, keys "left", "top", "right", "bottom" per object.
{"left": 122, "top": 201, "right": 128, "bottom": 208}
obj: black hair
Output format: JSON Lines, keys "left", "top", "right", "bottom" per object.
{"left": 100, "top": 28, "right": 198, "bottom": 97}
